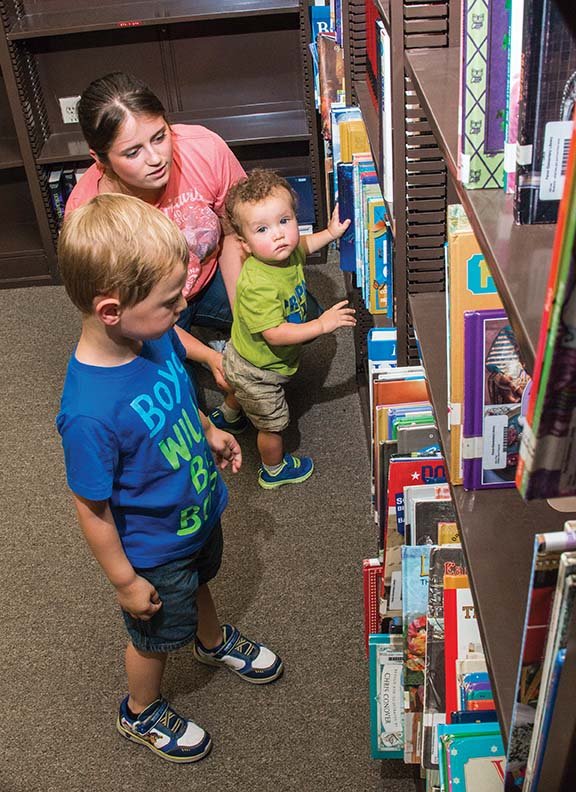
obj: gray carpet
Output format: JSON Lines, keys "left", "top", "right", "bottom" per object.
{"left": 0, "top": 259, "right": 417, "bottom": 792}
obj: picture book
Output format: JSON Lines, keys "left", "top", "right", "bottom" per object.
{"left": 397, "top": 424, "right": 440, "bottom": 456}
{"left": 459, "top": 0, "right": 507, "bottom": 189}
{"left": 358, "top": 180, "right": 381, "bottom": 295}
{"left": 516, "top": 125, "right": 576, "bottom": 498}
{"left": 422, "top": 546, "right": 466, "bottom": 770}
{"left": 503, "top": 0, "right": 525, "bottom": 194}
{"left": 387, "top": 405, "right": 433, "bottom": 438}
{"left": 308, "top": 3, "right": 332, "bottom": 109}
{"left": 403, "top": 483, "right": 452, "bottom": 546}
{"left": 377, "top": 19, "right": 394, "bottom": 209}
{"left": 412, "top": 500, "right": 457, "bottom": 546}
{"left": 402, "top": 545, "right": 432, "bottom": 764}
{"left": 438, "top": 522, "right": 461, "bottom": 545}
{"left": 462, "top": 310, "right": 530, "bottom": 489}
{"left": 524, "top": 548, "right": 576, "bottom": 791}
{"left": 514, "top": 0, "right": 576, "bottom": 224}
{"left": 363, "top": 557, "right": 384, "bottom": 657}
{"left": 438, "top": 723, "right": 505, "bottom": 791}
{"left": 446, "top": 205, "right": 503, "bottom": 485}
{"left": 368, "top": 633, "right": 404, "bottom": 759}
{"left": 286, "top": 175, "right": 315, "bottom": 227}
{"left": 366, "top": 196, "right": 392, "bottom": 316}
{"left": 367, "top": 326, "right": 397, "bottom": 368}
{"left": 340, "top": 118, "right": 370, "bottom": 164}
{"left": 336, "top": 162, "right": 356, "bottom": 272}
{"left": 330, "top": 105, "right": 362, "bottom": 201}
{"left": 505, "top": 529, "right": 576, "bottom": 790}
{"left": 444, "top": 577, "right": 483, "bottom": 723}
{"left": 317, "top": 32, "right": 345, "bottom": 141}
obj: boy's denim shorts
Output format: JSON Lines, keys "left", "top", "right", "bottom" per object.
{"left": 223, "top": 343, "right": 292, "bottom": 433}
{"left": 121, "top": 520, "right": 223, "bottom": 654}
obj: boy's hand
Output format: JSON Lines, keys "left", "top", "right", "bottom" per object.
{"left": 327, "top": 203, "right": 351, "bottom": 241}
{"left": 116, "top": 575, "right": 162, "bottom": 621}
{"left": 318, "top": 300, "right": 357, "bottom": 335}
{"left": 206, "top": 349, "right": 231, "bottom": 393}
{"left": 204, "top": 424, "right": 242, "bottom": 472}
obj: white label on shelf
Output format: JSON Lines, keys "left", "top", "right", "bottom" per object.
{"left": 504, "top": 142, "right": 516, "bottom": 173}
{"left": 460, "top": 153, "right": 471, "bottom": 184}
{"left": 449, "top": 402, "right": 461, "bottom": 427}
{"left": 516, "top": 143, "right": 533, "bottom": 166}
{"left": 540, "top": 121, "right": 574, "bottom": 200}
{"left": 482, "top": 414, "right": 509, "bottom": 469}
{"left": 462, "top": 435, "right": 483, "bottom": 460}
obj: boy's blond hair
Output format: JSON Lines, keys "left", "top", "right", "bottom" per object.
{"left": 58, "top": 193, "right": 189, "bottom": 314}
{"left": 225, "top": 169, "right": 297, "bottom": 237}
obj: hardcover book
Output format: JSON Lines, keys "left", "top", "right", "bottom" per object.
{"left": 459, "top": 0, "right": 507, "bottom": 189}
{"left": 336, "top": 162, "right": 356, "bottom": 272}
{"left": 403, "top": 483, "right": 452, "bottom": 546}
{"left": 514, "top": 0, "right": 576, "bottom": 224}
{"left": 446, "top": 205, "right": 503, "bottom": 485}
{"left": 366, "top": 196, "right": 392, "bottom": 316}
{"left": 438, "top": 724, "right": 505, "bottom": 792}
{"left": 505, "top": 529, "right": 576, "bottom": 789}
{"left": 368, "top": 633, "right": 404, "bottom": 759}
{"left": 462, "top": 310, "right": 530, "bottom": 489}
{"left": 444, "top": 577, "right": 483, "bottom": 723}
{"left": 363, "top": 558, "right": 384, "bottom": 657}
{"left": 377, "top": 19, "right": 394, "bottom": 210}
{"left": 422, "top": 546, "right": 466, "bottom": 770}
{"left": 516, "top": 124, "right": 576, "bottom": 498}
{"left": 330, "top": 105, "right": 362, "bottom": 201}
{"left": 503, "top": 0, "right": 525, "bottom": 193}
{"left": 412, "top": 500, "right": 457, "bottom": 546}
{"left": 317, "top": 32, "right": 345, "bottom": 141}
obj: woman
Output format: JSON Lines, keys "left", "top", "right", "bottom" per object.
{"left": 65, "top": 72, "right": 247, "bottom": 431}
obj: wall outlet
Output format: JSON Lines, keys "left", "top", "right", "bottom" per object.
{"left": 59, "top": 96, "right": 81, "bottom": 124}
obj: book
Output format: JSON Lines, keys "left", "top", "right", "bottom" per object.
{"left": 516, "top": 123, "right": 576, "bottom": 498}
{"left": 330, "top": 105, "right": 362, "bottom": 201}
{"left": 446, "top": 205, "right": 503, "bottom": 485}
{"left": 340, "top": 118, "right": 370, "bottom": 163}
{"left": 401, "top": 544, "right": 432, "bottom": 765}
{"left": 505, "top": 529, "right": 576, "bottom": 789}
{"left": 336, "top": 162, "right": 356, "bottom": 272}
{"left": 366, "top": 195, "right": 392, "bottom": 316}
{"left": 309, "top": 3, "right": 332, "bottom": 109}
{"left": 422, "top": 546, "right": 466, "bottom": 770}
{"left": 317, "top": 32, "right": 345, "bottom": 141}
{"left": 377, "top": 19, "right": 394, "bottom": 210}
{"left": 438, "top": 723, "right": 505, "bottom": 791}
{"left": 368, "top": 633, "right": 404, "bottom": 759}
{"left": 462, "top": 310, "right": 530, "bottom": 489}
{"left": 403, "top": 483, "right": 451, "bottom": 546}
{"left": 459, "top": 0, "right": 507, "bottom": 189}
{"left": 363, "top": 558, "right": 384, "bottom": 657}
{"left": 412, "top": 500, "right": 457, "bottom": 546}
{"left": 444, "top": 577, "right": 483, "bottom": 723}
{"left": 503, "top": 0, "right": 525, "bottom": 194}
{"left": 286, "top": 175, "right": 315, "bottom": 227}
{"left": 397, "top": 424, "right": 440, "bottom": 456}
{"left": 514, "top": 0, "right": 576, "bottom": 224}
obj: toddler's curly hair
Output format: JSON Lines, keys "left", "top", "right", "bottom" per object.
{"left": 225, "top": 169, "right": 297, "bottom": 237}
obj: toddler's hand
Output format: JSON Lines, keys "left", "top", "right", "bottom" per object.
{"left": 205, "top": 425, "right": 242, "bottom": 473}
{"left": 327, "top": 203, "right": 351, "bottom": 241}
{"left": 116, "top": 575, "right": 162, "bottom": 621}
{"left": 318, "top": 300, "right": 357, "bottom": 334}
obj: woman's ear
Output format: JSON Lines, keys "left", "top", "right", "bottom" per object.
{"left": 89, "top": 149, "right": 106, "bottom": 172}
{"left": 93, "top": 295, "right": 122, "bottom": 326}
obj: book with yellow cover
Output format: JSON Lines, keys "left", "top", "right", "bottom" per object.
{"left": 340, "top": 118, "right": 370, "bottom": 162}
{"left": 446, "top": 205, "right": 502, "bottom": 484}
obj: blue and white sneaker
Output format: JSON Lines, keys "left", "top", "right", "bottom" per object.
{"left": 193, "top": 624, "right": 284, "bottom": 684}
{"left": 208, "top": 407, "right": 249, "bottom": 435}
{"left": 258, "top": 453, "right": 314, "bottom": 489}
{"left": 116, "top": 697, "right": 212, "bottom": 763}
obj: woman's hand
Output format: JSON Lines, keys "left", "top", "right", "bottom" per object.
{"left": 116, "top": 575, "right": 162, "bottom": 621}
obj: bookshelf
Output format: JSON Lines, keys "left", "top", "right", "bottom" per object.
{"left": 0, "top": 0, "right": 326, "bottom": 287}
{"left": 341, "top": 1, "right": 576, "bottom": 784}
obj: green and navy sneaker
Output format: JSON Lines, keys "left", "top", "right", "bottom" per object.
{"left": 116, "top": 697, "right": 212, "bottom": 763}
{"left": 208, "top": 407, "right": 249, "bottom": 435}
{"left": 193, "top": 624, "right": 284, "bottom": 684}
{"left": 258, "top": 453, "right": 314, "bottom": 489}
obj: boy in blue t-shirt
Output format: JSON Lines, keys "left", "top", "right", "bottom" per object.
{"left": 56, "top": 194, "right": 283, "bottom": 764}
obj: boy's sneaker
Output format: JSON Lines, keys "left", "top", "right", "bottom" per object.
{"left": 116, "top": 697, "right": 212, "bottom": 763}
{"left": 258, "top": 453, "right": 314, "bottom": 489}
{"left": 193, "top": 624, "right": 284, "bottom": 684}
{"left": 208, "top": 407, "right": 249, "bottom": 435}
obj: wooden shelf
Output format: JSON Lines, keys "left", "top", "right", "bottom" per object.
{"left": 410, "top": 291, "right": 576, "bottom": 746}
{"left": 7, "top": 0, "right": 299, "bottom": 39}
{"left": 0, "top": 137, "right": 23, "bottom": 169}
{"left": 375, "top": 0, "right": 391, "bottom": 33}
{"left": 405, "top": 47, "right": 556, "bottom": 375}
{"left": 38, "top": 103, "right": 310, "bottom": 164}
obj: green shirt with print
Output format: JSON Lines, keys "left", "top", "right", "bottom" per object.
{"left": 231, "top": 247, "right": 307, "bottom": 375}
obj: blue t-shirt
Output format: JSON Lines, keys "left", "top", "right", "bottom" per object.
{"left": 56, "top": 330, "right": 227, "bottom": 568}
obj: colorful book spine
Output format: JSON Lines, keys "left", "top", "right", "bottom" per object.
{"left": 368, "top": 633, "right": 404, "bottom": 759}
{"left": 503, "top": 0, "right": 525, "bottom": 193}
{"left": 363, "top": 558, "right": 384, "bottom": 656}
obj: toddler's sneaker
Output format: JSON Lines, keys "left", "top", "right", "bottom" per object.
{"left": 193, "top": 624, "right": 284, "bottom": 684}
{"left": 116, "top": 696, "right": 212, "bottom": 763}
{"left": 258, "top": 453, "right": 314, "bottom": 489}
{"left": 208, "top": 407, "right": 249, "bottom": 435}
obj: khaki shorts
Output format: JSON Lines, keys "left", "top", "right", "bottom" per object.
{"left": 223, "top": 343, "right": 291, "bottom": 432}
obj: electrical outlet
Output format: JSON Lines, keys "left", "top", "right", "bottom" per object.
{"left": 59, "top": 96, "right": 81, "bottom": 124}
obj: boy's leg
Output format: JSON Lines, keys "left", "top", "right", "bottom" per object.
{"left": 257, "top": 429, "right": 284, "bottom": 466}
{"left": 125, "top": 643, "right": 166, "bottom": 714}
{"left": 195, "top": 583, "right": 223, "bottom": 650}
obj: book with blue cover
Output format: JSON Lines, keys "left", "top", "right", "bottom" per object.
{"left": 438, "top": 723, "right": 505, "bottom": 791}
{"left": 336, "top": 162, "right": 355, "bottom": 272}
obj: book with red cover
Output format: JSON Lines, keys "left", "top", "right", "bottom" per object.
{"left": 363, "top": 558, "right": 384, "bottom": 657}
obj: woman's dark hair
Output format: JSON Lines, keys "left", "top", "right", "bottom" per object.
{"left": 77, "top": 72, "right": 166, "bottom": 160}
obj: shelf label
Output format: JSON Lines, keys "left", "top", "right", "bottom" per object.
{"left": 540, "top": 120, "right": 574, "bottom": 201}
{"left": 482, "top": 413, "right": 509, "bottom": 469}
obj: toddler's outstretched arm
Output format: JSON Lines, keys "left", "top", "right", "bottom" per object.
{"left": 263, "top": 299, "right": 356, "bottom": 347}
